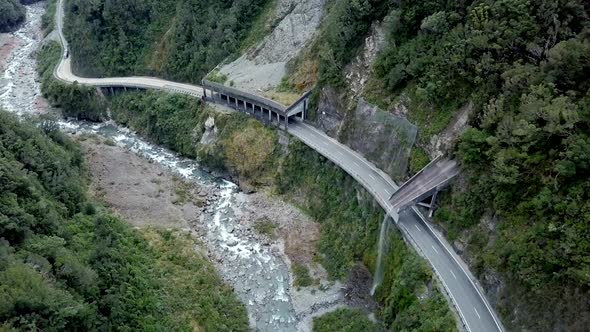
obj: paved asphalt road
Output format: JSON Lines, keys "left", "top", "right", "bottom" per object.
{"left": 54, "top": 1, "right": 504, "bottom": 330}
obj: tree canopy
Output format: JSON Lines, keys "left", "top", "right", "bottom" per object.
{"left": 0, "top": 111, "right": 249, "bottom": 331}
{"left": 63, "top": 0, "right": 271, "bottom": 83}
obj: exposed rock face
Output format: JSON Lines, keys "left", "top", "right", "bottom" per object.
{"left": 344, "top": 99, "right": 417, "bottom": 180}
{"left": 219, "top": 0, "right": 325, "bottom": 93}
{"left": 316, "top": 86, "right": 344, "bottom": 137}
{"left": 344, "top": 22, "right": 386, "bottom": 103}
{"left": 427, "top": 101, "right": 473, "bottom": 158}
{"left": 199, "top": 116, "right": 217, "bottom": 146}
{"left": 317, "top": 92, "right": 417, "bottom": 180}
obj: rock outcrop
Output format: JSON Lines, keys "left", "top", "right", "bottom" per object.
{"left": 219, "top": 0, "right": 325, "bottom": 93}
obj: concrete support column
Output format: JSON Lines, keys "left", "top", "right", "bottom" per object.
{"left": 428, "top": 191, "right": 439, "bottom": 218}
{"left": 235, "top": 98, "right": 239, "bottom": 109}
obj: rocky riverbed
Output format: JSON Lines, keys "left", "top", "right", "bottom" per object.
{"left": 0, "top": 2, "right": 350, "bottom": 331}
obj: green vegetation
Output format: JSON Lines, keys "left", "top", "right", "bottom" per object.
{"left": 207, "top": 69, "right": 229, "bottom": 84}
{"left": 292, "top": 263, "right": 314, "bottom": 288}
{"left": 313, "top": 0, "right": 391, "bottom": 88}
{"left": 225, "top": 125, "right": 275, "bottom": 185}
{"left": 0, "top": 0, "right": 25, "bottom": 32}
{"left": 110, "top": 91, "right": 206, "bottom": 158}
{"left": 64, "top": 0, "right": 272, "bottom": 83}
{"left": 37, "top": 41, "right": 106, "bottom": 121}
{"left": 0, "top": 111, "right": 248, "bottom": 331}
{"left": 239, "top": 0, "right": 278, "bottom": 51}
{"left": 253, "top": 217, "right": 277, "bottom": 238}
{"left": 339, "top": 0, "right": 590, "bottom": 329}
{"left": 287, "top": 0, "right": 590, "bottom": 328}
{"left": 375, "top": 232, "right": 456, "bottom": 331}
{"left": 313, "top": 308, "right": 382, "bottom": 332}
{"left": 40, "top": 0, "right": 58, "bottom": 35}
{"left": 409, "top": 146, "right": 430, "bottom": 174}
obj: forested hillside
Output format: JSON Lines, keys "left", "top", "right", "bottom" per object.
{"left": 0, "top": 111, "right": 249, "bottom": 330}
{"left": 0, "top": 0, "right": 25, "bottom": 32}
{"left": 63, "top": 0, "right": 270, "bottom": 83}
{"left": 283, "top": 0, "right": 590, "bottom": 330}
{"left": 46, "top": 0, "right": 590, "bottom": 330}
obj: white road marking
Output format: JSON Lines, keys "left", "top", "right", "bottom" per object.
{"left": 431, "top": 245, "right": 439, "bottom": 254}
{"left": 474, "top": 307, "right": 481, "bottom": 319}
{"left": 337, "top": 151, "right": 344, "bottom": 157}
{"left": 352, "top": 161, "right": 360, "bottom": 168}
{"left": 369, "top": 174, "right": 376, "bottom": 181}
{"left": 450, "top": 270, "right": 457, "bottom": 279}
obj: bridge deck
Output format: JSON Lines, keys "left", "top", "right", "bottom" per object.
{"left": 390, "top": 158, "right": 460, "bottom": 211}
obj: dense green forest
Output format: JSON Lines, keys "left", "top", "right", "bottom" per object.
{"left": 288, "top": 0, "right": 590, "bottom": 330}
{"left": 63, "top": 0, "right": 270, "bottom": 83}
{"left": 0, "top": 111, "right": 249, "bottom": 330}
{"left": 0, "top": 0, "right": 25, "bottom": 32}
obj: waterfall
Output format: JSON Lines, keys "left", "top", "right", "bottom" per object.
{"left": 371, "top": 215, "right": 391, "bottom": 295}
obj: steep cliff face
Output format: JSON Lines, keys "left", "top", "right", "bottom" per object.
{"left": 219, "top": 0, "right": 324, "bottom": 92}
{"left": 312, "top": 22, "right": 420, "bottom": 181}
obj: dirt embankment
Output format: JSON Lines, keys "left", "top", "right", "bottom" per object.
{"left": 78, "top": 135, "right": 210, "bottom": 230}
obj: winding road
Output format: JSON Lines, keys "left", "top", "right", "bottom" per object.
{"left": 53, "top": 0, "right": 504, "bottom": 331}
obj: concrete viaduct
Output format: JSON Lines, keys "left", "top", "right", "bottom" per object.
{"left": 54, "top": 0, "right": 504, "bottom": 331}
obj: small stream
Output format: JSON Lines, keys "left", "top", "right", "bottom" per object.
{"left": 0, "top": 3, "right": 301, "bottom": 331}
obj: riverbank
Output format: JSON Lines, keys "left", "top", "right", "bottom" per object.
{"left": 78, "top": 134, "right": 210, "bottom": 230}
